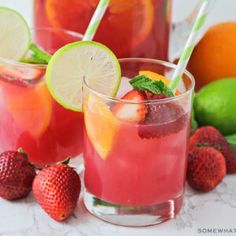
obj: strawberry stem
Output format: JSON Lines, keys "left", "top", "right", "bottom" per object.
{"left": 17, "top": 148, "right": 28, "bottom": 158}
{"left": 60, "top": 157, "right": 71, "bottom": 165}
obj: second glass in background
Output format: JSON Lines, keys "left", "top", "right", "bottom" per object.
{"left": 0, "top": 28, "right": 84, "bottom": 166}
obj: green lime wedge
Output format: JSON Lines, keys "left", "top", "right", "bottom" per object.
{"left": 46, "top": 41, "right": 121, "bottom": 111}
{"left": 0, "top": 7, "right": 30, "bottom": 60}
{"left": 225, "top": 134, "right": 236, "bottom": 152}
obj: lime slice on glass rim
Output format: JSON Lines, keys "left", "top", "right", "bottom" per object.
{"left": 0, "top": 7, "right": 31, "bottom": 60}
{"left": 46, "top": 41, "right": 121, "bottom": 111}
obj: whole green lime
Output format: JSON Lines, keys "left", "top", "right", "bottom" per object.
{"left": 194, "top": 78, "right": 236, "bottom": 135}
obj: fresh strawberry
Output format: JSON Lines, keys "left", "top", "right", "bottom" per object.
{"left": 189, "top": 126, "right": 236, "bottom": 173}
{"left": 138, "top": 95, "right": 188, "bottom": 138}
{"left": 145, "top": 92, "right": 169, "bottom": 100}
{"left": 187, "top": 147, "right": 226, "bottom": 192}
{"left": 113, "top": 89, "right": 148, "bottom": 123}
{"left": 33, "top": 163, "right": 81, "bottom": 221}
{"left": 0, "top": 65, "right": 45, "bottom": 86}
{"left": 0, "top": 150, "right": 36, "bottom": 200}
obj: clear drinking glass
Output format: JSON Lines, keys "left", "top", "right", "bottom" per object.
{"left": 0, "top": 28, "right": 84, "bottom": 167}
{"left": 83, "top": 58, "right": 194, "bottom": 226}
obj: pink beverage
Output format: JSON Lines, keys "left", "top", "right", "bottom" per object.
{"left": 34, "top": 0, "right": 171, "bottom": 60}
{"left": 0, "top": 28, "right": 84, "bottom": 167}
{"left": 83, "top": 59, "right": 194, "bottom": 226}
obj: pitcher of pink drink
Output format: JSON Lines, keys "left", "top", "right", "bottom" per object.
{"left": 34, "top": 0, "right": 202, "bottom": 61}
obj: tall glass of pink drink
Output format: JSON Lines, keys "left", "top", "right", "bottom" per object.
{"left": 0, "top": 28, "right": 84, "bottom": 167}
{"left": 83, "top": 58, "right": 194, "bottom": 226}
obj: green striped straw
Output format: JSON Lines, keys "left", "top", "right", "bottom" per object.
{"left": 83, "top": 0, "right": 110, "bottom": 41}
{"left": 169, "top": 0, "right": 213, "bottom": 90}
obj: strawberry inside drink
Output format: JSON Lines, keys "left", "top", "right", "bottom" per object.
{"left": 83, "top": 61, "right": 194, "bottom": 226}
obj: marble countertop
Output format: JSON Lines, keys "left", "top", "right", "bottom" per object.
{"left": 0, "top": 174, "right": 236, "bottom": 236}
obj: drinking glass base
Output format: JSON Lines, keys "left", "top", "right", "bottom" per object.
{"left": 83, "top": 191, "right": 183, "bottom": 227}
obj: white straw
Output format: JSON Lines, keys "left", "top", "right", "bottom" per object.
{"left": 169, "top": 0, "right": 214, "bottom": 90}
{"left": 83, "top": 0, "right": 110, "bottom": 41}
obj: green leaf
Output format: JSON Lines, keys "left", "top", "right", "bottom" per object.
{"left": 19, "top": 43, "right": 52, "bottom": 64}
{"left": 129, "top": 75, "right": 174, "bottom": 96}
{"left": 19, "top": 55, "right": 48, "bottom": 64}
{"left": 225, "top": 134, "right": 236, "bottom": 151}
{"left": 29, "top": 43, "right": 51, "bottom": 63}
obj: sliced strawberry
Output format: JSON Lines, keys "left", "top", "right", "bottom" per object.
{"left": 113, "top": 90, "right": 148, "bottom": 123}
{"left": 138, "top": 95, "right": 188, "bottom": 139}
{"left": 0, "top": 65, "right": 45, "bottom": 86}
{"left": 145, "top": 93, "right": 169, "bottom": 100}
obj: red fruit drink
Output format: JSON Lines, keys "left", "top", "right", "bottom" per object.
{"left": 84, "top": 114, "right": 189, "bottom": 206}
{"left": 0, "top": 28, "right": 84, "bottom": 166}
{"left": 83, "top": 59, "right": 194, "bottom": 226}
{"left": 34, "top": 0, "right": 171, "bottom": 60}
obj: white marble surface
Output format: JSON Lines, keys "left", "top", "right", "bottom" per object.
{"left": 0, "top": 175, "right": 236, "bottom": 236}
{"left": 0, "top": 0, "right": 236, "bottom": 235}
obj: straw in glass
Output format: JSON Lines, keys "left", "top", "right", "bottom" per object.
{"left": 83, "top": 0, "right": 110, "bottom": 41}
{"left": 169, "top": 0, "right": 214, "bottom": 90}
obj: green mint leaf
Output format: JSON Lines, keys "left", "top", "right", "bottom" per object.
{"left": 19, "top": 43, "right": 51, "bottom": 64}
{"left": 29, "top": 43, "right": 51, "bottom": 63}
{"left": 153, "top": 80, "right": 174, "bottom": 97}
{"left": 129, "top": 75, "right": 174, "bottom": 96}
{"left": 129, "top": 75, "right": 149, "bottom": 84}
{"left": 19, "top": 55, "right": 48, "bottom": 64}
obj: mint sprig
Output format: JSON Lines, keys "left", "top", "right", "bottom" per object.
{"left": 129, "top": 75, "right": 174, "bottom": 97}
{"left": 19, "top": 43, "right": 51, "bottom": 64}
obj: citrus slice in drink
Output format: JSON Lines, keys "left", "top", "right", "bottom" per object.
{"left": 46, "top": 41, "right": 121, "bottom": 111}
{"left": 45, "top": 0, "right": 154, "bottom": 56}
{"left": 0, "top": 7, "right": 30, "bottom": 60}
{"left": 5, "top": 81, "right": 53, "bottom": 139}
{"left": 84, "top": 93, "right": 119, "bottom": 160}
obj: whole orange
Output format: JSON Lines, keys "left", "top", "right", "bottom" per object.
{"left": 188, "top": 22, "right": 236, "bottom": 90}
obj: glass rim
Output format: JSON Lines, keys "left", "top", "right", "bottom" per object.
{"left": 83, "top": 58, "right": 195, "bottom": 105}
{"left": 0, "top": 27, "right": 84, "bottom": 69}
